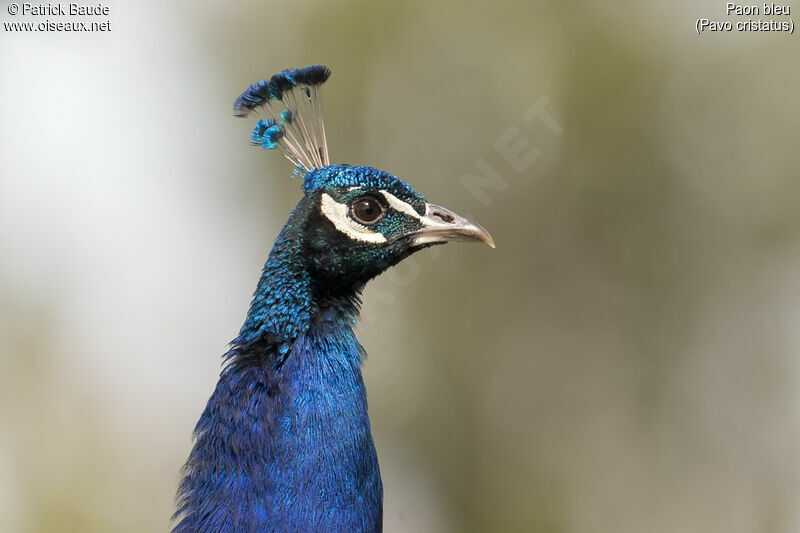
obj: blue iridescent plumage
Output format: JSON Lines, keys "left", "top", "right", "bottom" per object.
{"left": 174, "top": 65, "right": 493, "bottom": 533}
{"left": 250, "top": 119, "right": 284, "bottom": 149}
{"left": 233, "top": 65, "right": 331, "bottom": 117}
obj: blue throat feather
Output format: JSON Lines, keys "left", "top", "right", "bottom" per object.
{"left": 174, "top": 65, "right": 494, "bottom": 533}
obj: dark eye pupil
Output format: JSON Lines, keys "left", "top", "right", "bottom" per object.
{"left": 352, "top": 198, "right": 382, "bottom": 224}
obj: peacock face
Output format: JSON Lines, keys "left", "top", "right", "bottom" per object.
{"left": 233, "top": 66, "right": 494, "bottom": 293}
{"left": 298, "top": 165, "right": 493, "bottom": 289}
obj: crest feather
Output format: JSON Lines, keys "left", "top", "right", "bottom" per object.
{"left": 234, "top": 65, "right": 332, "bottom": 173}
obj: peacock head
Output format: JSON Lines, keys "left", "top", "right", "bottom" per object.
{"left": 234, "top": 65, "right": 493, "bottom": 289}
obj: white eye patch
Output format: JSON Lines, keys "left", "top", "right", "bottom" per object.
{"left": 320, "top": 193, "right": 387, "bottom": 243}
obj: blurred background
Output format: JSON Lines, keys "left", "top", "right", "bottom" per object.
{"left": 2, "top": 1, "right": 800, "bottom": 532}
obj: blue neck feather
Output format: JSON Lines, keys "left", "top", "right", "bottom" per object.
{"left": 174, "top": 198, "right": 383, "bottom": 533}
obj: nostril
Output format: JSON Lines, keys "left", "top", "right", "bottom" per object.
{"left": 430, "top": 208, "right": 455, "bottom": 224}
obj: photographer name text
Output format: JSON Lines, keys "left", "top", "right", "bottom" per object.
{"left": 15, "top": 3, "right": 109, "bottom": 16}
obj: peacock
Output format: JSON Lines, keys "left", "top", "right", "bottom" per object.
{"left": 173, "top": 65, "right": 494, "bottom": 533}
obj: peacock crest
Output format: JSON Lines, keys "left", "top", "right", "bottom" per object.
{"left": 234, "top": 65, "right": 331, "bottom": 173}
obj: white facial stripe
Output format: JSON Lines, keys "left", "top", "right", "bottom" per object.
{"left": 379, "top": 191, "right": 423, "bottom": 220}
{"left": 347, "top": 186, "right": 362, "bottom": 191}
{"left": 320, "top": 193, "right": 387, "bottom": 244}
{"left": 379, "top": 190, "right": 449, "bottom": 228}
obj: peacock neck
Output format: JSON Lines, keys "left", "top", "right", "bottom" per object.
{"left": 175, "top": 212, "right": 383, "bottom": 533}
{"left": 234, "top": 198, "right": 364, "bottom": 358}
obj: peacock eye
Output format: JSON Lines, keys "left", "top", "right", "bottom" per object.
{"left": 349, "top": 197, "right": 384, "bottom": 225}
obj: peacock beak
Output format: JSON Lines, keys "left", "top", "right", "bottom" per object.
{"left": 410, "top": 203, "right": 495, "bottom": 248}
